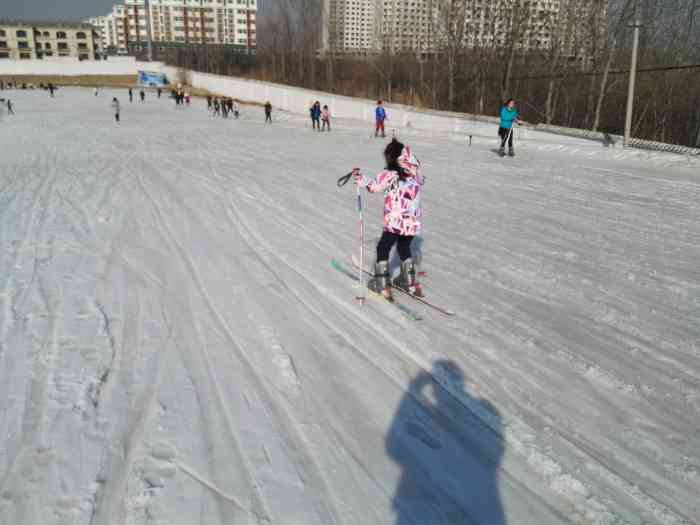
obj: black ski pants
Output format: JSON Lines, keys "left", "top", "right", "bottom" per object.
{"left": 376, "top": 231, "right": 413, "bottom": 263}
{"left": 499, "top": 127, "right": 514, "bottom": 149}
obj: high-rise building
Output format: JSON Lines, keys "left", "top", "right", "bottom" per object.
{"left": 322, "top": 0, "right": 605, "bottom": 59}
{"left": 87, "top": 0, "right": 257, "bottom": 57}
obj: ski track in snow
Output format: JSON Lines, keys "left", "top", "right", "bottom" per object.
{"left": 0, "top": 88, "right": 698, "bottom": 525}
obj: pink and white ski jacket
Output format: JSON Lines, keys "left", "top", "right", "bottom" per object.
{"left": 356, "top": 147, "right": 423, "bottom": 237}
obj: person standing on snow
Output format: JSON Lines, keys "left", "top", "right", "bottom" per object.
{"left": 112, "top": 97, "right": 120, "bottom": 122}
{"left": 129, "top": 87, "right": 133, "bottom": 103}
{"left": 7, "top": 99, "right": 14, "bottom": 115}
{"left": 213, "top": 97, "right": 221, "bottom": 117}
{"left": 375, "top": 100, "right": 387, "bottom": 138}
{"left": 353, "top": 138, "right": 423, "bottom": 300}
{"left": 233, "top": 99, "right": 240, "bottom": 119}
{"left": 311, "top": 101, "right": 321, "bottom": 131}
{"left": 265, "top": 101, "right": 272, "bottom": 123}
{"left": 498, "top": 98, "right": 519, "bottom": 157}
{"left": 94, "top": 86, "right": 99, "bottom": 97}
{"left": 140, "top": 89, "right": 146, "bottom": 103}
{"left": 321, "top": 104, "right": 331, "bottom": 131}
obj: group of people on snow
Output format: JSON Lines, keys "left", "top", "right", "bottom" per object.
{"left": 208, "top": 96, "right": 240, "bottom": 119}
{"left": 309, "top": 101, "right": 332, "bottom": 131}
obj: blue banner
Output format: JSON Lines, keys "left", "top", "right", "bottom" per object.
{"left": 138, "top": 71, "right": 168, "bottom": 87}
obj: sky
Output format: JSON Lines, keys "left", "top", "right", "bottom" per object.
{"left": 0, "top": 0, "right": 117, "bottom": 22}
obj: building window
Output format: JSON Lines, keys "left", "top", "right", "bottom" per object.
{"left": 20, "top": 53, "right": 31, "bottom": 59}
{"left": 17, "top": 30, "right": 28, "bottom": 38}
{"left": 76, "top": 31, "right": 87, "bottom": 39}
{"left": 0, "top": 41, "right": 6, "bottom": 48}
{"left": 78, "top": 43, "right": 88, "bottom": 49}
{"left": 43, "top": 31, "right": 50, "bottom": 37}
{"left": 57, "top": 31, "right": 67, "bottom": 39}
{"left": 36, "top": 42, "right": 43, "bottom": 49}
{"left": 0, "top": 52, "right": 9, "bottom": 58}
{"left": 45, "top": 43, "right": 52, "bottom": 49}
{"left": 18, "top": 41, "right": 29, "bottom": 49}
{"left": 0, "top": 30, "right": 5, "bottom": 37}
{"left": 58, "top": 42, "right": 69, "bottom": 50}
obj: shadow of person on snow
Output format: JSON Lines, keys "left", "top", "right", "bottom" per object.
{"left": 386, "top": 360, "right": 506, "bottom": 525}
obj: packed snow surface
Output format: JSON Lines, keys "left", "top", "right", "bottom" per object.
{"left": 0, "top": 88, "right": 698, "bottom": 525}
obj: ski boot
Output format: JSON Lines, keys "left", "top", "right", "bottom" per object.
{"left": 508, "top": 147, "right": 515, "bottom": 157}
{"left": 393, "top": 258, "right": 423, "bottom": 297}
{"left": 498, "top": 146, "right": 506, "bottom": 157}
{"left": 368, "top": 261, "right": 393, "bottom": 301}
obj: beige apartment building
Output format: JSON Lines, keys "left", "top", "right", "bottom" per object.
{"left": 88, "top": 0, "right": 257, "bottom": 55}
{"left": 323, "top": 0, "right": 605, "bottom": 59}
{"left": 0, "top": 21, "right": 100, "bottom": 60}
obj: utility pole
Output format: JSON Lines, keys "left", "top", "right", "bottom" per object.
{"left": 144, "top": 0, "right": 154, "bottom": 61}
{"left": 624, "top": 12, "right": 641, "bottom": 147}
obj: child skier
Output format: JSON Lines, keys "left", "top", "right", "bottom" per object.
{"left": 375, "top": 100, "right": 387, "bottom": 138}
{"left": 353, "top": 138, "right": 423, "bottom": 300}
{"left": 498, "top": 98, "right": 519, "bottom": 157}
{"left": 321, "top": 105, "right": 331, "bottom": 131}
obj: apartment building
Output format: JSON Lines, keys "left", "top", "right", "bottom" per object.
{"left": 87, "top": 10, "right": 122, "bottom": 54}
{"left": 88, "top": 0, "right": 257, "bottom": 56}
{"left": 323, "top": 0, "right": 604, "bottom": 59}
{"left": 0, "top": 21, "right": 100, "bottom": 60}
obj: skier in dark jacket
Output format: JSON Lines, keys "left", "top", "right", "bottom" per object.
{"left": 498, "top": 99, "right": 519, "bottom": 157}
{"left": 140, "top": 90, "right": 145, "bottom": 103}
{"left": 310, "top": 101, "right": 321, "bottom": 130}
{"left": 265, "top": 101, "right": 272, "bottom": 123}
{"left": 129, "top": 87, "right": 133, "bottom": 103}
{"left": 7, "top": 99, "right": 14, "bottom": 114}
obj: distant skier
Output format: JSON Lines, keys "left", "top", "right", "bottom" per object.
{"left": 185, "top": 90, "right": 191, "bottom": 106}
{"left": 321, "top": 105, "right": 331, "bottom": 131}
{"left": 498, "top": 98, "right": 519, "bottom": 157}
{"left": 311, "top": 101, "right": 321, "bottom": 130}
{"left": 7, "top": 99, "right": 14, "bottom": 115}
{"left": 206, "top": 95, "right": 212, "bottom": 111}
{"left": 233, "top": 99, "right": 240, "bottom": 119}
{"left": 265, "top": 101, "right": 272, "bottom": 123}
{"left": 48, "top": 83, "right": 55, "bottom": 97}
{"left": 213, "top": 98, "right": 221, "bottom": 117}
{"left": 129, "top": 87, "right": 133, "bottom": 103}
{"left": 112, "top": 97, "right": 120, "bottom": 122}
{"left": 353, "top": 138, "right": 423, "bottom": 300}
{"left": 157, "top": 87, "right": 162, "bottom": 99}
{"left": 375, "top": 100, "right": 387, "bottom": 138}
{"left": 94, "top": 86, "right": 99, "bottom": 97}
{"left": 140, "top": 90, "right": 145, "bottom": 103}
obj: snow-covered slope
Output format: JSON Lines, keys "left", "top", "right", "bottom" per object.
{"left": 0, "top": 88, "right": 698, "bottom": 525}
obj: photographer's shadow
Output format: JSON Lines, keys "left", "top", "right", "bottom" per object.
{"left": 386, "top": 360, "right": 506, "bottom": 524}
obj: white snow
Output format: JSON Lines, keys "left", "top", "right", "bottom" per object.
{"left": 0, "top": 88, "right": 698, "bottom": 525}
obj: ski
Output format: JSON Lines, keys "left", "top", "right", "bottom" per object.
{"left": 351, "top": 255, "right": 456, "bottom": 316}
{"left": 331, "top": 259, "right": 422, "bottom": 321}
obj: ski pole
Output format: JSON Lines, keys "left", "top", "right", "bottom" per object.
{"left": 357, "top": 183, "right": 365, "bottom": 303}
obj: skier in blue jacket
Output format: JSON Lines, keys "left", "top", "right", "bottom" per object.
{"left": 498, "top": 99, "right": 519, "bottom": 157}
{"left": 375, "top": 100, "right": 387, "bottom": 138}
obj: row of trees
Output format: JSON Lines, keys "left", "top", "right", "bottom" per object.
{"left": 173, "top": 0, "right": 700, "bottom": 147}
